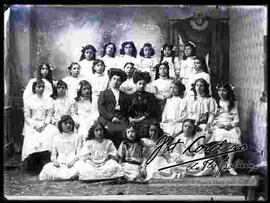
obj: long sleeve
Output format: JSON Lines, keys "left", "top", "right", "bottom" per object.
{"left": 97, "top": 90, "right": 115, "bottom": 121}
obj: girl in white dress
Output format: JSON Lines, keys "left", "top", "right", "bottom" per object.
{"left": 170, "top": 119, "right": 218, "bottom": 177}
{"left": 186, "top": 56, "right": 212, "bottom": 97}
{"left": 90, "top": 59, "right": 109, "bottom": 118}
{"left": 72, "top": 80, "right": 96, "bottom": 142}
{"left": 62, "top": 62, "right": 81, "bottom": 100}
{"left": 39, "top": 115, "right": 83, "bottom": 180}
{"left": 210, "top": 82, "right": 241, "bottom": 175}
{"left": 160, "top": 79, "right": 187, "bottom": 137}
{"left": 51, "top": 80, "right": 76, "bottom": 129}
{"left": 118, "top": 41, "right": 139, "bottom": 70}
{"left": 76, "top": 121, "right": 123, "bottom": 180}
{"left": 158, "top": 43, "right": 180, "bottom": 79}
{"left": 78, "top": 44, "right": 97, "bottom": 82}
{"left": 99, "top": 42, "right": 118, "bottom": 70}
{"left": 23, "top": 63, "right": 54, "bottom": 105}
{"left": 119, "top": 62, "right": 137, "bottom": 94}
{"left": 142, "top": 122, "right": 175, "bottom": 180}
{"left": 179, "top": 42, "right": 196, "bottom": 87}
{"left": 138, "top": 43, "right": 159, "bottom": 82}
{"left": 21, "top": 79, "right": 55, "bottom": 171}
{"left": 187, "top": 78, "right": 217, "bottom": 134}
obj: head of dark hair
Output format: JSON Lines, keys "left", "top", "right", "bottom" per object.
{"left": 51, "top": 80, "right": 68, "bottom": 99}
{"left": 37, "top": 63, "right": 53, "bottom": 84}
{"left": 58, "top": 115, "right": 75, "bottom": 133}
{"left": 68, "top": 62, "right": 80, "bottom": 72}
{"left": 79, "top": 44, "right": 97, "bottom": 61}
{"left": 171, "top": 79, "right": 186, "bottom": 98}
{"left": 92, "top": 59, "right": 105, "bottom": 74}
{"left": 133, "top": 71, "right": 152, "bottom": 84}
{"left": 193, "top": 56, "right": 208, "bottom": 73}
{"left": 154, "top": 61, "right": 170, "bottom": 80}
{"left": 191, "top": 78, "right": 210, "bottom": 99}
{"left": 32, "top": 78, "right": 45, "bottom": 94}
{"left": 86, "top": 120, "right": 108, "bottom": 140}
{"left": 180, "top": 118, "right": 200, "bottom": 136}
{"left": 120, "top": 41, "right": 137, "bottom": 57}
{"left": 147, "top": 122, "right": 164, "bottom": 140}
{"left": 75, "top": 80, "right": 92, "bottom": 102}
{"left": 159, "top": 43, "right": 176, "bottom": 64}
{"left": 216, "top": 81, "right": 236, "bottom": 111}
{"left": 122, "top": 123, "right": 141, "bottom": 142}
{"left": 139, "top": 43, "right": 155, "bottom": 57}
{"left": 102, "top": 42, "right": 117, "bottom": 57}
{"left": 183, "top": 42, "right": 196, "bottom": 60}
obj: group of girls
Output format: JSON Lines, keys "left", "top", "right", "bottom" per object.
{"left": 21, "top": 40, "right": 241, "bottom": 181}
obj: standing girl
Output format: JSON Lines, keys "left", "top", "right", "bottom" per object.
{"left": 117, "top": 124, "right": 147, "bottom": 181}
{"left": 72, "top": 80, "right": 96, "bottom": 141}
{"left": 78, "top": 44, "right": 97, "bottom": 82}
{"left": 62, "top": 62, "right": 81, "bottom": 100}
{"left": 179, "top": 42, "right": 196, "bottom": 87}
{"left": 118, "top": 41, "right": 139, "bottom": 70}
{"left": 210, "top": 82, "right": 241, "bottom": 175}
{"left": 39, "top": 115, "right": 83, "bottom": 180}
{"left": 159, "top": 43, "right": 180, "bottom": 79}
{"left": 23, "top": 63, "right": 54, "bottom": 104}
{"left": 77, "top": 121, "right": 123, "bottom": 180}
{"left": 138, "top": 43, "right": 159, "bottom": 81}
{"left": 187, "top": 78, "right": 217, "bottom": 133}
{"left": 21, "top": 79, "right": 55, "bottom": 172}
{"left": 100, "top": 42, "right": 118, "bottom": 70}
{"left": 160, "top": 79, "right": 187, "bottom": 137}
{"left": 142, "top": 122, "right": 175, "bottom": 180}
{"left": 120, "top": 62, "right": 137, "bottom": 95}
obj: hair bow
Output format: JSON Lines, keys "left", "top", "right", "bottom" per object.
{"left": 189, "top": 41, "right": 196, "bottom": 48}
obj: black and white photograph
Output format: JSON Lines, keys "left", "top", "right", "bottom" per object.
{"left": 3, "top": 4, "right": 268, "bottom": 201}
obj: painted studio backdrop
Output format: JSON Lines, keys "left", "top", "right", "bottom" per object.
{"left": 4, "top": 5, "right": 267, "bottom": 167}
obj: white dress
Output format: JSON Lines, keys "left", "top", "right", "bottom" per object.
{"left": 179, "top": 56, "right": 196, "bottom": 87}
{"left": 99, "top": 55, "right": 119, "bottom": 70}
{"left": 72, "top": 98, "right": 97, "bottom": 141}
{"left": 23, "top": 78, "right": 53, "bottom": 105}
{"left": 138, "top": 56, "right": 159, "bottom": 81}
{"left": 117, "top": 55, "right": 139, "bottom": 70}
{"left": 149, "top": 77, "right": 172, "bottom": 100}
{"left": 170, "top": 132, "right": 217, "bottom": 177}
{"left": 77, "top": 139, "right": 123, "bottom": 180}
{"left": 78, "top": 59, "right": 94, "bottom": 82}
{"left": 62, "top": 76, "right": 81, "bottom": 100}
{"left": 186, "top": 71, "right": 212, "bottom": 96}
{"left": 160, "top": 56, "right": 180, "bottom": 79}
{"left": 142, "top": 138, "right": 175, "bottom": 180}
{"left": 39, "top": 132, "right": 83, "bottom": 180}
{"left": 160, "top": 96, "right": 188, "bottom": 137}
{"left": 211, "top": 101, "right": 241, "bottom": 144}
{"left": 119, "top": 78, "right": 137, "bottom": 95}
{"left": 21, "top": 94, "right": 55, "bottom": 161}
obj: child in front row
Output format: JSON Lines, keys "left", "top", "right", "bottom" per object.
{"left": 39, "top": 115, "right": 83, "bottom": 180}
{"left": 117, "top": 124, "right": 147, "bottom": 181}
{"left": 76, "top": 121, "right": 123, "bottom": 180}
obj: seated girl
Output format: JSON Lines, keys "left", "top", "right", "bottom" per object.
{"left": 39, "top": 115, "right": 83, "bottom": 180}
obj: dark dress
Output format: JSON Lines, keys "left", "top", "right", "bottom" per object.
{"left": 98, "top": 89, "right": 130, "bottom": 148}
{"left": 128, "top": 91, "right": 159, "bottom": 137}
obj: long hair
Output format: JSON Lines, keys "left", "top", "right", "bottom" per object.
{"left": 215, "top": 82, "right": 236, "bottom": 111}
{"left": 159, "top": 43, "right": 175, "bottom": 64}
{"left": 193, "top": 56, "right": 208, "bottom": 73}
{"left": 86, "top": 120, "right": 108, "bottom": 140}
{"left": 37, "top": 63, "right": 54, "bottom": 85}
{"left": 51, "top": 80, "right": 68, "bottom": 100}
{"left": 122, "top": 123, "right": 142, "bottom": 143}
{"left": 183, "top": 42, "right": 196, "bottom": 60}
{"left": 147, "top": 122, "right": 164, "bottom": 141}
{"left": 75, "top": 80, "right": 92, "bottom": 102}
{"left": 171, "top": 79, "right": 186, "bottom": 98}
{"left": 79, "top": 45, "right": 97, "bottom": 61}
{"left": 139, "top": 43, "right": 155, "bottom": 57}
{"left": 120, "top": 41, "right": 137, "bottom": 57}
{"left": 92, "top": 59, "right": 105, "bottom": 74}
{"left": 179, "top": 118, "right": 201, "bottom": 137}
{"left": 32, "top": 78, "right": 45, "bottom": 94}
{"left": 58, "top": 115, "right": 75, "bottom": 133}
{"left": 191, "top": 78, "right": 211, "bottom": 99}
{"left": 101, "top": 42, "right": 117, "bottom": 57}
{"left": 154, "top": 61, "right": 170, "bottom": 80}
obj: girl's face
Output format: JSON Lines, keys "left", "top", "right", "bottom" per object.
{"left": 94, "top": 125, "right": 104, "bottom": 139}
{"left": 170, "top": 83, "right": 179, "bottom": 96}
{"left": 126, "top": 127, "right": 136, "bottom": 141}
{"left": 143, "top": 46, "right": 151, "bottom": 58}
{"left": 149, "top": 125, "right": 159, "bottom": 140}
{"left": 62, "top": 119, "right": 73, "bottom": 133}
{"left": 40, "top": 65, "right": 49, "bottom": 77}
{"left": 183, "top": 121, "right": 195, "bottom": 136}
{"left": 70, "top": 64, "right": 80, "bottom": 78}
{"left": 193, "top": 59, "right": 202, "bottom": 72}
{"left": 195, "top": 80, "right": 205, "bottom": 95}
{"left": 84, "top": 49, "right": 95, "bottom": 60}
{"left": 35, "top": 83, "right": 45, "bottom": 95}
{"left": 136, "top": 79, "right": 146, "bottom": 92}
{"left": 81, "top": 85, "right": 91, "bottom": 97}
{"left": 218, "top": 87, "right": 229, "bottom": 100}
{"left": 105, "top": 44, "right": 115, "bottom": 56}
{"left": 124, "top": 44, "right": 133, "bottom": 55}
{"left": 159, "top": 65, "right": 168, "bottom": 77}
{"left": 57, "top": 85, "right": 66, "bottom": 97}
{"left": 124, "top": 64, "right": 135, "bottom": 77}
{"left": 110, "top": 75, "right": 122, "bottom": 89}
{"left": 184, "top": 46, "right": 193, "bottom": 57}
{"left": 163, "top": 47, "right": 172, "bottom": 57}
{"left": 94, "top": 62, "right": 105, "bottom": 74}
